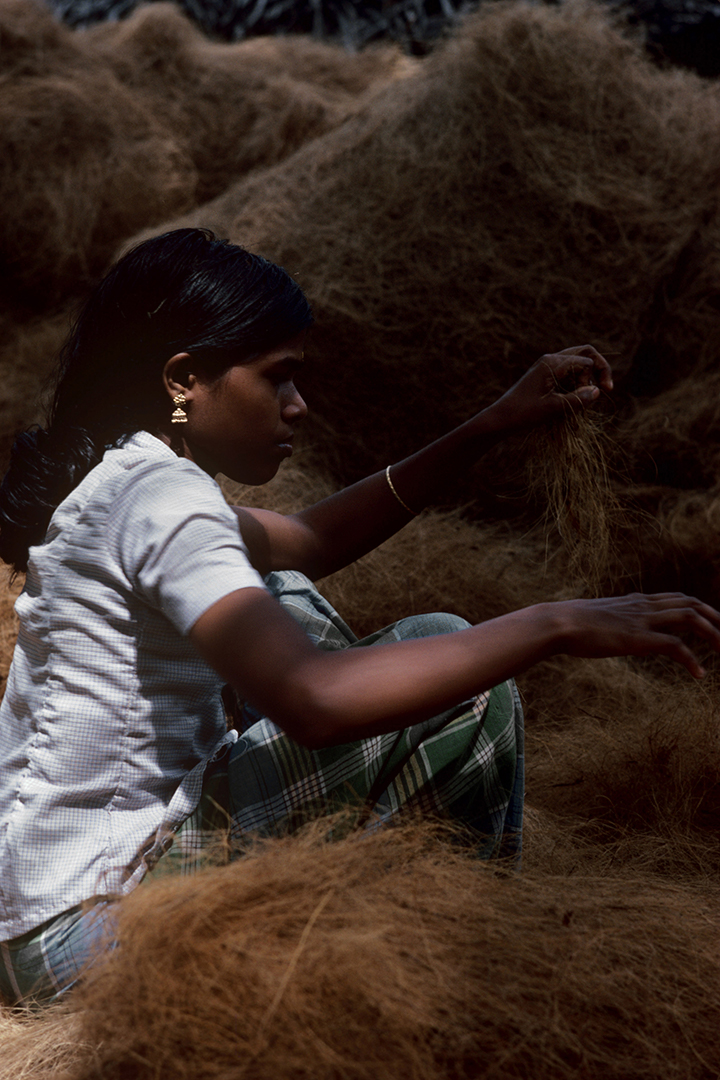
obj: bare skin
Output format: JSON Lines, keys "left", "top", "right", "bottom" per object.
{"left": 157, "top": 343, "right": 720, "bottom": 750}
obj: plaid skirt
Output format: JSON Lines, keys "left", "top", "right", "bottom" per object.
{"left": 0, "top": 571, "right": 524, "bottom": 1007}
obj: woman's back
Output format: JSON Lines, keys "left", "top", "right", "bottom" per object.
{"left": 0, "top": 431, "right": 264, "bottom": 938}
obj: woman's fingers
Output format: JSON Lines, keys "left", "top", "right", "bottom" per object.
{"left": 655, "top": 609, "right": 720, "bottom": 662}
{"left": 642, "top": 598, "right": 720, "bottom": 678}
{"left": 541, "top": 347, "right": 614, "bottom": 398}
{"left": 564, "top": 592, "right": 720, "bottom": 678}
{"left": 555, "top": 344, "right": 614, "bottom": 391}
{"left": 489, "top": 345, "right": 613, "bottom": 430}
{"left": 650, "top": 634, "right": 706, "bottom": 679}
{"left": 651, "top": 614, "right": 720, "bottom": 674}
{"left": 639, "top": 592, "right": 720, "bottom": 639}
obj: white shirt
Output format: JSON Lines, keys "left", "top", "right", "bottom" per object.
{"left": 0, "top": 432, "right": 266, "bottom": 938}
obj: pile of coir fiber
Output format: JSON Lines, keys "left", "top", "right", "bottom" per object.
{"left": 0, "top": 0, "right": 411, "bottom": 456}
{"left": 82, "top": 4, "right": 415, "bottom": 207}
{"left": 2, "top": 822, "right": 720, "bottom": 1080}
{"left": 0, "top": 0, "right": 411, "bottom": 310}
{"left": 0, "top": 1, "right": 194, "bottom": 309}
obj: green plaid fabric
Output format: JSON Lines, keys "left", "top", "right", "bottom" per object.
{"left": 0, "top": 901, "right": 117, "bottom": 1008}
{"left": 167, "top": 571, "right": 524, "bottom": 873}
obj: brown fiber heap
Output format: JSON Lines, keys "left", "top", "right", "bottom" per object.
{"left": 51, "top": 823, "right": 720, "bottom": 1080}
{"left": 81, "top": 3, "right": 414, "bottom": 207}
{"left": 0, "top": 1, "right": 195, "bottom": 308}
{"left": 0, "top": 0, "right": 405, "bottom": 456}
{"left": 0, "top": 0, "right": 408, "bottom": 311}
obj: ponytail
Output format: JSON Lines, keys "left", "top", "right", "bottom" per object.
{"left": 0, "top": 426, "right": 103, "bottom": 573}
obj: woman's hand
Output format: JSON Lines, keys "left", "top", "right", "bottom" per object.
{"left": 486, "top": 345, "right": 614, "bottom": 435}
{"left": 554, "top": 592, "right": 720, "bottom": 679}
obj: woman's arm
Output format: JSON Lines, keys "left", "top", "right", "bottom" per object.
{"left": 232, "top": 346, "right": 613, "bottom": 579}
{"left": 190, "top": 588, "right": 719, "bottom": 749}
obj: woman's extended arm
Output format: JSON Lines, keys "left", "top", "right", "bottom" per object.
{"left": 190, "top": 588, "right": 720, "bottom": 749}
{"left": 232, "top": 345, "right": 613, "bottom": 580}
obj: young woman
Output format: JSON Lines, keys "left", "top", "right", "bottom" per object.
{"left": 1, "top": 228, "right": 718, "bottom": 1007}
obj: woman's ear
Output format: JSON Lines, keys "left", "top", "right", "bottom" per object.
{"left": 162, "top": 353, "right": 195, "bottom": 401}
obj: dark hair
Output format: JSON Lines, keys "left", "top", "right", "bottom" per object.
{"left": 0, "top": 228, "right": 312, "bottom": 573}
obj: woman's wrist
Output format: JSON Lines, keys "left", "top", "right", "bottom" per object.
{"left": 464, "top": 397, "right": 533, "bottom": 445}
{"left": 532, "top": 601, "right": 575, "bottom": 657}
{"left": 505, "top": 602, "right": 572, "bottom": 664}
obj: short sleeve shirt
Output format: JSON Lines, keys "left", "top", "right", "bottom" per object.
{"left": 0, "top": 432, "right": 266, "bottom": 938}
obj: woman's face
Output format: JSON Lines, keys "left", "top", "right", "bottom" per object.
{"left": 174, "top": 331, "right": 308, "bottom": 484}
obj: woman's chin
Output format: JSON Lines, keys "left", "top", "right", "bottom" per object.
{"left": 222, "top": 461, "right": 282, "bottom": 487}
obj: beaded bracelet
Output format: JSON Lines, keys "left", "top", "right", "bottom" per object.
{"left": 385, "top": 465, "right": 419, "bottom": 516}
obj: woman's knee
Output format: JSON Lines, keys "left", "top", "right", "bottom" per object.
{"left": 394, "top": 612, "right": 471, "bottom": 640}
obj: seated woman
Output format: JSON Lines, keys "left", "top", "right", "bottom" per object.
{"left": 0, "top": 228, "right": 717, "bottom": 1007}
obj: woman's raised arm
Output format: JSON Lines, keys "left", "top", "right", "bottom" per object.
{"left": 232, "top": 345, "right": 613, "bottom": 580}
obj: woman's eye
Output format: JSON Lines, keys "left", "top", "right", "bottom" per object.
{"left": 266, "top": 360, "right": 304, "bottom": 390}
{"left": 269, "top": 364, "right": 301, "bottom": 388}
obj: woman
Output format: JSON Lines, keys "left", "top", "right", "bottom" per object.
{"left": 0, "top": 228, "right": 718, "bottom": 1006}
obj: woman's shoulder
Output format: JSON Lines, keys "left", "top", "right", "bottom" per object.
{"left": 40, "top": 430, "right": 254, "bottom": 588}
{"left": 49, "top": 432, "right": 228, "bottom": 542}
{"left": 105, "top": 431, "right": 207, "bottom": 479}
{"left": 95, "top": 431, "right": 221, "bottom": 500}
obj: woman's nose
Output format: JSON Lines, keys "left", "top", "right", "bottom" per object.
{"left": 282, "top": 386, "right": 308, "bottom": 423}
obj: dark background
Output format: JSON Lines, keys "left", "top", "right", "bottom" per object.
{"left": 44, "top": 0, "right": 720, "bottom": 76}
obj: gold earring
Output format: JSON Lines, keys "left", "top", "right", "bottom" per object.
{"left": 171, "top": 393, "right": 188, "bottom": 424}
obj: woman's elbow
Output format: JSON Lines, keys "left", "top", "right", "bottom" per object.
{"left": 257, "top": 682, "right": 344, "bottom": 751}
